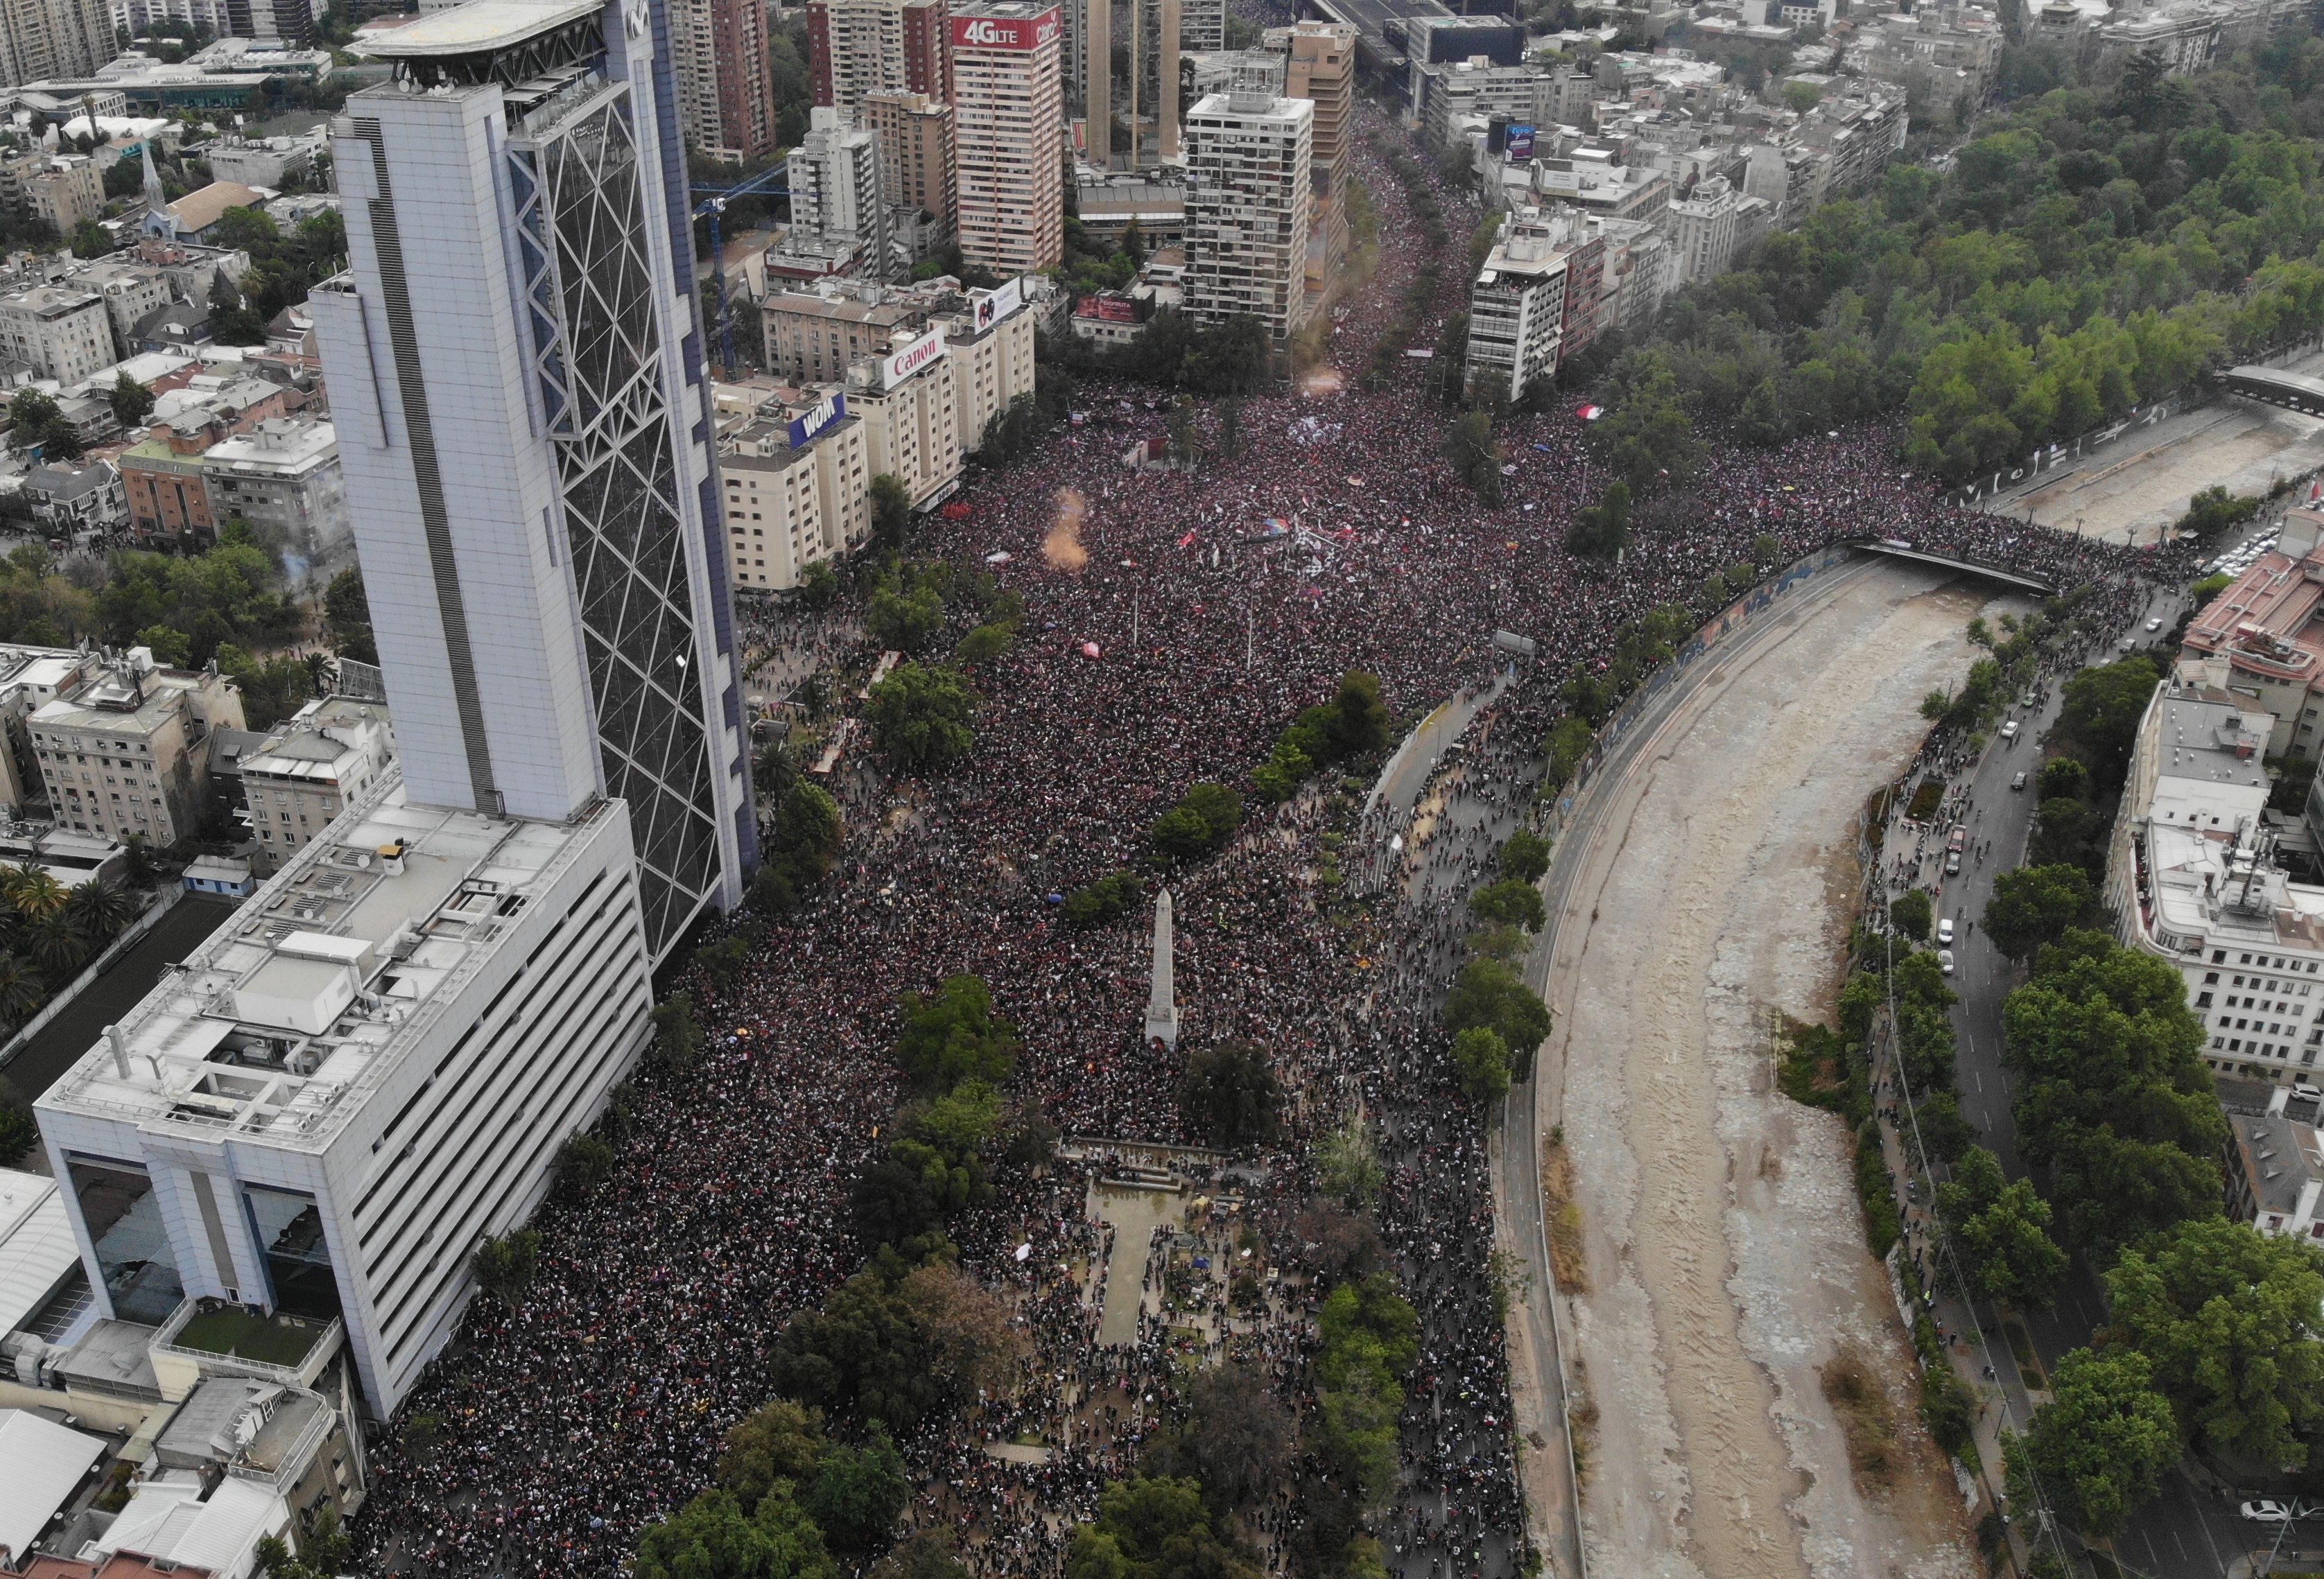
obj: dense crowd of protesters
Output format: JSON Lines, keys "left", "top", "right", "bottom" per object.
{"left": 349, "top": 105, "right": 2178, "bottom": 1579}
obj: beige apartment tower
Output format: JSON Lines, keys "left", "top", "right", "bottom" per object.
{"left": 1276, "top": 19, "right": 1355, "bottom": 286}
{"left": 951, "top": 2, "right": 1065, "bottom": 274}
{"left": 863, "top": 89, "right": 957, "bottom": 236}
{"left": 1183, "top": 69, "right": 1314, "bottom": 341}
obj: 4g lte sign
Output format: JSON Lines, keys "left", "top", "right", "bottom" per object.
{"left": 950, "top": 8, "right": 1059, "bottom": 49}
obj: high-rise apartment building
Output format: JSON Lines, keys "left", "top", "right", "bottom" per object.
{"left": 1183, "top": 69, "right": 1312, "bottom": 341}
{"left": 0, "top": 0, "right": 116, "bottom": 87}
{"left": 1668, "top": 172, "right": 1740, "bottom": 285}
{"left": 788, "top": 105, "right": 889, "bottom": 271}
{"left": 222, "top": 0, "right": 313, "bottom": 46}
{"left": 1179, "top": 0, "right": 1223, "bottom": 51}
{"left": 310, "top": 0, "right": 753, "bottom": 957}
{"left": 1464, "top": 207, "right": 1568, "bottom": 403}
{"left": 807, "top": 0, "right": 949, "bottom": 114}
{"left": 1273, "top": 19, "right": 1353, "bottom": 292}
{"left": 862, "top": 89, "right": 955, "bottom": 238}
{"left": 674, "top": 0, "right": 776, "bottom": 161}
{"left": 952, "top": 2, "right": 1064, "bottom": 274}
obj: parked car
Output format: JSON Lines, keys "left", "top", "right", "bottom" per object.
{"left": 2011, "top": 771, "right": 2028, "bottom": 791}
{"left": 1938, "top": 918, "right": 1955, "bottom": 945}
{"left": 1945, "top": 851, "right": 1963, "bottom": 875}
{"left": 2241, "top": 1501, "right": 2293, "bottom": 1523}
{"left": 1939, "top": 949, "right": 1956, "bottom": 975}
{"left": 2001, "top": 719, "right": 2020, "bottom": 741}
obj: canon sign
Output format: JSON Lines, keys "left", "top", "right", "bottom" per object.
{"left": 880, "top": 326, "right": 948, "bottom": 389}
{"left": 949, "top": 8, "right": 1059, "bottom": 49}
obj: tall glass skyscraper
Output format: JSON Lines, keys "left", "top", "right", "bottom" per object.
{"left": 312, "top": 0, "right": 754, "bottom": 959}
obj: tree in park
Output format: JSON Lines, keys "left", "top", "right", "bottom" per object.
{"left": 1324, "top": 671, "right": 1392, "bottom": 759}
{"left": 632, "top": 1485, "right": 838, "bottom": 1579}
{"left": 2006, "top": 1347, "right": 2181, "bottom": 1539}
{"left": 1935, "top": 1146, "right": 2065, "bottom": 1309}
{"left": 1452, "top": 1025, "right": 1511, "bottom": 1105}
{"left": 1444, "top": 957, "right": 1552, "bottom": 1079}
{"left": 1586, "top": 349, "right": 1699, "bottom": 494}
{"left": 1066, "top": 1476, "right": 1258, "bottom": 1579}
{"left": 1143, "top": 1362, "right": 1294, "bottom": 1515}
{"left": 1179, "top": 1039, "right": 1281, "bottom": 1147}
{"left": 896, "top": 1259, "right": 1026, "bottom": 1402}
{"left": 1150, "top": 782, "right": 1242, "bottom": 861}
{"left": 869, "top": 1532, "right": 973, "bottom": 1579}
{"left": 1443, "top": 410, "right": 1503, "bottom": 503}
{"left": 2104, "top": 1217, "right": 2324, "bottom": 1467}
{"left": 754, "top": 780, "right": 846, "bottom": 914}
{"left": 720, "top": 1399, "right": 829, "bottom": 1509}
{"left": 894, "top": 973, "right": 1018, "bottom": 1090}
{"left": 1541, "top": 715, "right": 1593, "bottom": 790}
{"left": 471, "top": 1228, "right": 543, "bottom": 1308}
{"left": 1889, "top": 888, "right": 1932, "bottom": 943}
{"left": 866, "top": 662, "right": 976, "bottom": 773}
{"left": 1064, "top": 870, "right": 1141, "bottom": 929}
{"left": 1468, "top": 877, "right": 1545, "bottom": 933}
{"left": 867, "top": 578, "right": 944, "bottom": 654}
{"left": 804, "top": 1429, "right": 910, "bottom": 1551}
{"left": 1498, "top": 829, "right": 1550, "bottom": 884}
{"left": 868, "top": 473, "right": 912, "bottom": 552}
{"left": 1566, "top": 480, "right": 1631, "bottom": 559}
{"left": 770, "top": 1266, "right": 960, "bottom": 1433}
{"left": 1982, "top": 863, "right": 2099, "bottom": 961}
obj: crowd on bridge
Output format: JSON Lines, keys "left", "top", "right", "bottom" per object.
{"left": 348, "top": 102, "right": 2180, "bottom": 1579}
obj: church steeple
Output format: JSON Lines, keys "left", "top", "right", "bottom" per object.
{"left": 140, "top": 140, "right": 165, "bottom": 218}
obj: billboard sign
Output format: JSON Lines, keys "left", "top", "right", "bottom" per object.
{"left": 1506, "top": 123, "right": 1536, "bottom": 160}
{"left": 950, "top": 8, "right": 1059, "bottom": 49}
{"left": 973, "top": 277, "right": 1026, "bottom": 333}
{"left": 880, "top": 326, "right": 948, "bottom": 389}
{"left": 787, "top": 391, "right": 846, "bottom": 448}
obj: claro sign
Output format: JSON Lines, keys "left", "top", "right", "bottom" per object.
{"left": 879, "top": 326, "right": 948, "bottom": 390}
{"left": 949, "top": 8, "right": 1059, "bottom": 49}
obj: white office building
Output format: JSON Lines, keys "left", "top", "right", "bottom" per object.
{"left": 1464, "top": 207, "right": 1568, "bottom": 404}
{"left": 309, "top": 0, "right": 754, "bottom": 960}
{"left": 1668, "top": 173, "right": 1741, "bottom": 286}
{"left": 35, "top": 771, "right": 652, "bottom": 1417}
{"left": 1183, "top": 68, "right": 1313, "bottom": 341}
{"left": 787, "top": 105, "right": 890, "bottom": 274}
{"left": 2112, "top": 674, "right": 2324, "bottom": 1085}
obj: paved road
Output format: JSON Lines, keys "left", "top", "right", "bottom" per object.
{"left": 1905, "top": 573, "right": 2280, "bottom": 1579}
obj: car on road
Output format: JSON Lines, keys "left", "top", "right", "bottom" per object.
{"left": 1939, "top": 949, "right": 1956, "bottom": 975}
{"left": 2147, "top": 616, "right": 2164, "bottom": 632}
{"left": 1945, "top": 851, "right": 1962, "bottom": 875}
{"left": 2020, "top": 690, "right": 2037, "bottom": 707}
{"left": 2011, "top": 771, "right": 2028, "bottom": 791}
{"left": 2119, "top": 636, "right": 2137, "bottom": 652}
{"left": 1938, "top": 918, "right": 1955, "bottom": 944}
{"left": 2001, "top": 719, "right": 2020, "bottom": 741}
{"left": 2241, "top": 1501, "right": 2294, "bottom": 1523}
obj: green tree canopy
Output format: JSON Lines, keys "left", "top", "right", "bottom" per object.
{"left": 1499, "top": 829, "right": 1551, "bottom": 883}
{"left": 1936, "top": 1146, "right": 2067, "bottom": 1309}
{"left": 720, "top": 1400, "right": 829, "bottom": 1510}
{"left": 632, "top": 1485, "right": 838, "bottom": 1579}
{"left": 2008, "top": 1347, "right": 2180, "bottom": 1538}
{"left": 894, "top": 975, "right": 1018, "bottom": 1090}
{"left": 1452, "top": 1025, "right": 1512, "bottom": 1106}
{"left": 804, "top": 1430, "right": 909, "bottom": 1552}
{"left": 1982, "top": 863, "right": 2101, "bottom": 961}
{"left": 1178, "top": 1040, "right": 1281, "bottom": 1148}
{"left": 1445, "top": 957, "right": 1552, "bottom": 1079}
{"left": 866, "top": 663, "right": 977, "bottom": 773}
{"left": 2104, "top": 1217, "right": 2324, "bottom": 1467}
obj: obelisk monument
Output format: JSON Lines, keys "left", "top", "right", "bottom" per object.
{"left": 1144, "top": 888, "right": 1179, "bottom": 1048}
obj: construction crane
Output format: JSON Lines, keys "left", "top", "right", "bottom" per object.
{"left": 691, "top": 164, "right": 792, "bottom": 378}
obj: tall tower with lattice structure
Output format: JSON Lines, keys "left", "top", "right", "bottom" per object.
{"left": 310, "top": 0, "right": 754, "bottom": 962}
